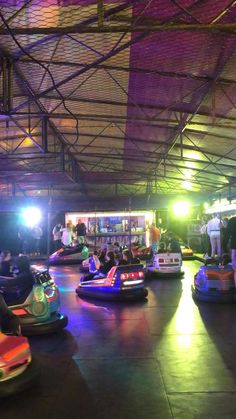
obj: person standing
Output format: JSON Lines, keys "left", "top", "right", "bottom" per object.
{"left": 200, "top": 219, "right": 210, "bottom": 258}
{"left": 18, "top": 225, "right": 31, "bottom": 255}
{"left": 207, "top": 213, "right": 222, "bottom": 258}
{"left": 52, "top": 223, "right": 62, "bottom": 251}
{"left": 31, "top": 225, "right": 43, "bottom": 255}
{"left": 225, "top": 216, "right": 236, "bottom": 288}
{"left": 149, "top": 222, "right": 161, "bottom": 255}
{"left": 75, "top": 219, "right": 86, "bottom": 244}
{"left": 61, "top": 223, "right": 73, "bottom": 247}
{"left": 221, "top": 217, "right": 229, "bottom": 254}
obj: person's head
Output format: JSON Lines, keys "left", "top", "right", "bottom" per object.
{"left": 106, "top": 251, "right": 115, "bottom": 262}
{"left": 122, "top": 249, "right": 132, "bottom": 262}
{"left": 0, "top": 250, "right": 11, "bottom": 262}
{"left": 14, "top": 255, "right": 31, "bottom": 273}
{"left": 99, "top": 247, "right": 107, "bottom": 256}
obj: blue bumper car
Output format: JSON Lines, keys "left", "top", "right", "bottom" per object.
{"left": 0, "top": 269, "right": 68, "bottom": 336}
{"left": 192, "top": 263, "right": 235, "bottom": 303}
{"left": 48, "top": 244, "right": 89, "bottom": 265}
{"left": 76, "top": 264, "right": 148, "bottom": 302}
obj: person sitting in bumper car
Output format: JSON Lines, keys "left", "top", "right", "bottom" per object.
{"left": 0, "top": 255, "right": 34, "bottom": 306}
{"left": 0, "top": 250, "right": 12, "bottom": 277}
{"left": 0, "top": 293, "right": 21, "bottom": 336}
{"left": 83, "top": 251, "right": 116, "bottom": 281}
{"left": 167, "top": 233, "right": 182, "bottom": 254}
{"left": 118, "top": 249, "right": 140, "bottom": 265}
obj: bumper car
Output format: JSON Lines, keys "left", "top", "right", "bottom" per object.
{"left": 76, "top": 264, "right": 148, "bottom": 302}
{"left": 48, "top": 244, "right": 89, "bottom": 265}
{"left": 0, "top": 331, "right": 38, "bottom": 398}
{"left": 180, "top": 241, "right": 194, "bottom": 260}
{"left": 146, "top": 253, "right": 183, "bottom": 277}
{"left": 0, "top": 269, "right": 68, "bottom": 336}
{"left": 192, "top": 262, "right": 235, "bottom": 303}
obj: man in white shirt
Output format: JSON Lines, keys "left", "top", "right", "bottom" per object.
{"left": 200, "top": 221, "right": 209, "bottom": 257}
{"left": 207, "top": 214, "right": 222, "bottom": 258}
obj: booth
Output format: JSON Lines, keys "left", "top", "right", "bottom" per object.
{"left": 65, "top": 211, "right": 154, "bottom": 249}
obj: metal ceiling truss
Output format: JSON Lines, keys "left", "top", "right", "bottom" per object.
{"left": 1, "top": 1, "right": 236, "bottom": 200}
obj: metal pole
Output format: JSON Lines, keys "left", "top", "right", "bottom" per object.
{"left": 7, "top": 58, "right": 12, "bottom": 112}
{"left": 47, "top": 196, "right": 52, "bottom": 260}
{"left": 129, "top": 197, "right": 132, "bottom": 251}
{"left": 42, "top": 116, "right": 48, "bottom": 152}
{"left": 94, "top": 207, "right": 97, "bottom": 250}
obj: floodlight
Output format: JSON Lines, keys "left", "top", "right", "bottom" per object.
{"left": 173, "top": 202, "right": 190, "bottom": 217}
{"left": 22, "top": 207, "right": 42, "bottom": 227}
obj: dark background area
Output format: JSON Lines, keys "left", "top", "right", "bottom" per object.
{"left": 0, "top": 212, "right": 64, "bottom": 255}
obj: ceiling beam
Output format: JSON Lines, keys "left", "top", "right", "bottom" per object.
{"left": 1, "top": 23, "right": 236, "bottom": 35}
{"left": 17, "top": 58, "right": 236, "bottom": 86}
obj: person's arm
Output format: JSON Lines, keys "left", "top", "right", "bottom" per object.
{"left": 0, "top": 275, "right": 20, "bottom": 288}
{"left": 0, "top": 293, "right": 11, "bottom": 315}
{"left": 207, "top": 222, "right": 211, "bottom": 235}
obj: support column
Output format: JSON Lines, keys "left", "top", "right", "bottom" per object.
{"left": 2, "top": 57, "right": 12, "bottom": 112}
{"left": 42, "top": 116, "right": 48, "bottom": 152}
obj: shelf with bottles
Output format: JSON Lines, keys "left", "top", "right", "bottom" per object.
{"left": 86, "top": 232, "right": 146, "bottom": 248}
{"left": 65, "top": 210, "right": 154, "bottom": 248}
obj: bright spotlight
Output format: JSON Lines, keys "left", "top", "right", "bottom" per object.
{"left": 173, "top": 202, "right": 190, "bottom": 217}
{"left": 182, "top": 180, "right": 192, "bottom": 190}
{"left": 22, "top": 207, "right": 42, "bottom": 227}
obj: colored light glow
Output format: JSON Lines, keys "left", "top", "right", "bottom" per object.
{"left": 185, "top": 151, "right": 199, "bottom": 161}
{"left": 22, "top": 207, "right": 42, "bottom": 227}
{"left": 23, "top": 137, "right": 33, "bottom": 146}
{"left": 182, "top": 180, "right": 192, "bottom": 190}
{"left": 203, "top": 202, "right": 209, "bottom": 210}
{"left": 183, "top": 169, "right": 193, "bottom": 179}
{"left": 185, "top": 160, "right": 197, "bottom": 169}
{"left": 173, "top": 202, "right": 190, "bottom": 217}
{"left": 123, "top": 280, "right": 143, "bottom": 286}
{"left": 12, "top": 308, "right": 27, "bottom": 316}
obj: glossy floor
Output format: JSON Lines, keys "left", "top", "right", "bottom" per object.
{"left": 2, "top": 260, "right": 236, "bottom": 419}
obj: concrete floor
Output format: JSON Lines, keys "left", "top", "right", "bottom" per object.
{"left": 2, "top": 259, "right": 236, "bottom": 419}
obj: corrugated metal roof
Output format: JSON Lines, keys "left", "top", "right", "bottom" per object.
{"left": 0, "top": 0, "right": 236, "bottom": 201}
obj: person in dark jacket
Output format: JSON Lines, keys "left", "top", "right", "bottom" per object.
{"left": 167, "top": 233, "right": 182, "bottom": 254}
{"left": 225, "top": 216, "right": 236, "bottom": 287}
{"left": 118, "top": 249, "right": 140, "bottom": 265}
{"left": 0, "top": 250, "right": 12, "bottom": 276}
{"left": 0, "top": 293, "right": 21, "bottom": 335}
{"left": 99, "top": 251, "right": 116, "bottom": 275}
{"left": 75, "top": 219, "right": 86, "bottom": 244}
{"left": 0, "top": 255, "right": 34, "bottom": 305}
